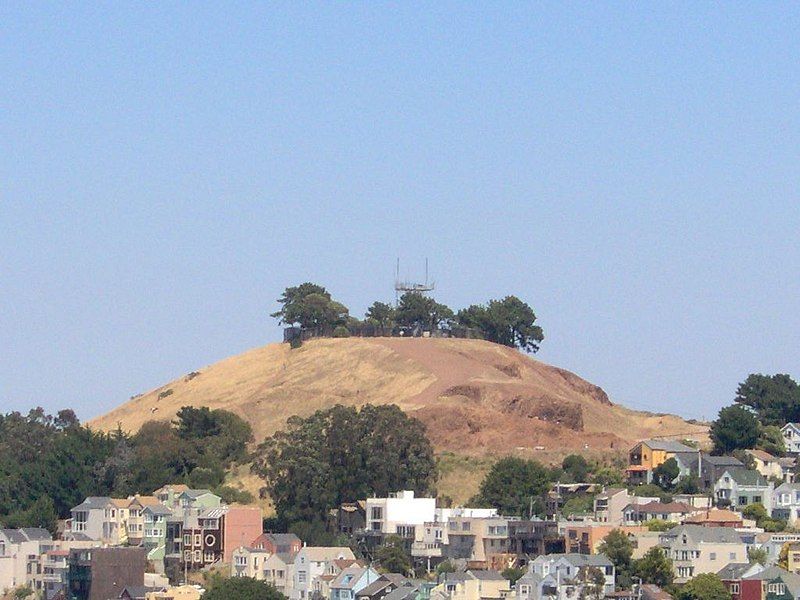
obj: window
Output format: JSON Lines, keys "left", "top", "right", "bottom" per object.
{"left": 730, "top": 553, "right": 736, "bottom": 560}
{"left": 462, "top": 522, "right": 470, "bottom": 531}
{"left": 520, "top": 585, "right": 530, "bottom": 595}
{"left": 194, "top": 534, "right": 201, "bottom": 546}
{"left": 738, "top": 496, "right": 748, "bottom": 506}
{"left": 754, "top": 496, "right": 762, "bottom": 504}
{"left": 371, "top": 507, "right": 383, "bottom": 520}
{"left": 731, "top": 584, "right": 740, "bottom": 594}
{"left": 298, "top": 572, "right": 308, "bottom": 583}
{"left": 709, "top": 553, "right": 717, "bottom": 560}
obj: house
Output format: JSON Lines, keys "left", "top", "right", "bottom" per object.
{"left": 329, "top": 566, "right": 381, "bottom": 600}
{"left": 773, "top": 484, "right": 800, "bottom": 524}
{"left": 0, "top": 528, "right": 54, "bottom": 595}
{"left": 622, "top": 502, "right": 694, "bottom": 525}
{"left": 356, "top": 574, "right": 410, "bottom": 600}
{"left": 627, "top": 440, "right": 696, "bottom": 484}
{"left": 714, "top": 468, "right": 773, "bottom": 509}
{"left": 517, "top": 554, "right": 615, "bottom": 600}
{"left": 251, "top": 532, "right": 302, "bottom": 554}
{"left": 316, "top": 558, "right": 365, "bottom": 600}
{"left": 716, "top": 563, "right": 765, "bottom": 600}
{"left": 365, "top": 491, "right": 436, "bottom": 543}
{"left": 66, "top": 547, "right": 147, "bottom": 600}
{"left": 782, "top": 424, "right": 800, "bottom": 455}
{"left": 749, "top": 450, "right": 785, "bottom": 481}
{"left": 127, "top": 496, "right": 162, "bottom": 545}
{"left": 120, "top": 585, "right": 168, "bottom": 600}
{"left": 659, "top": 525, "right": 747, "bottom": 583}
{"left": 291, "top": 546, "right": 356, "bottom": 600}
{"left": 507, "top": 520, "right": 564, "bottom": 558}
{"left": 562, "top": 525, "right": 645, "bottom": 555}
{"left": 262, "top": 552, "right": 297, "bottom": 595}
{"left": 232, "top": 547, "right": 270, "bottom": 579}
{"left": 69, "top": 497, "right": 127, "bottom": 544}
{"left": 594, "top": 489, "right": 659, "bottom": 526}
{"left": 755, "top": 533, "right": 800, "bottom": 567}
{"left": 640, "top": 585, "right": 674, "bottom": 600}
{"left": 444, "top": 516, "right": 515, "bottom": 570}
{"left": 683, "top": 509, "right": 743, "bottom": 528}
{"left": 142, "top": 504, "right": 172, "bottom": 565}
{"left": 432, "top": 570, "right": 510, "bottom": 600}
{"left": 744, "top": 566, "right": 800, "bottom": 600}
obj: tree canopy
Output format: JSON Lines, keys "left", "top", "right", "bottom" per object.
{"left": 395, "top": 292, "right": 453, "bottom": 331}
{"left": 374, "top": 535, "right": 413, "bottom": 575}
{"left": 252, "top": 404, "right": 437, "bottom": 527}
{"left": 203, "top": 576, "right": 285, "bottom": 600}
{"left": 631, "top": 547, "right": 673, "bottom": 588}
{"left": 457, "top": 296, "right": 544, "bottom": 352}
{"left": 598, "top": 530, "right": 633, "bottom": 588}
{"left": 734, "top": 373, "right": 800, "bottom": 426}
{"left": 675, "top": 574, "right": 730, "bottom": 600}
{"left": 271, "top": 283, "right": 349, "bottom": 330}
{"left": 710, "top": 405, "right": 759, "bottom": 454}
{"left": 470, "top": 456, "right": 556, "bottom": 517}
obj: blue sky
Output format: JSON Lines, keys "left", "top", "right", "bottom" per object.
{"left": 2, "top": 3, "right": 799, "bottom": 422}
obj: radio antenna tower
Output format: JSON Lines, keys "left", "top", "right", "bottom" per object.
{"left": 394, "top": 258, "right": 435, "bottom": 304}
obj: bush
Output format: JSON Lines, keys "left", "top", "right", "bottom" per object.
{"left": 332, "top": 325, "right": 350, "bottom": 338}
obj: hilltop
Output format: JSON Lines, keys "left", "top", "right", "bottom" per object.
{"left": 90, "top": 337, "right": 707, "bottom": 503}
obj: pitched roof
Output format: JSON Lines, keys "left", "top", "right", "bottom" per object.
{"left": 143, "top": 504, "right": 173, "bottom": 516}
{"left": 331, "top": 567, "right": 374, "bottom": 589}
{"left": 180, "top": 489, "right": 215, "bottom": 499}
{"left": 716, "top": 563, "right": 753, "bottom": 580}
{"left": 748, "top": 449, "right": 777, "bottom": 462}
{"left": 539, "top": 553, "right": 613, "bottom": 567}
{"left": 19, "top": 528, "right": 52, "bottom": 541}
{"left": 662, "top": 524, "right": 744, "bottom": 544}
{"left": 298, "top": 546, "right": 356, "bottom": 562}
{"left": 640, "top": 585, "right": 673, "bottom": 600}
{"left": 702, "top": 455, "right": 744, "bottom": 467}
{"left": 72, "top": 496, "right": 113, "bottom": 511}
{"left": 358, "top": 578, "right": 396, "bottom": 597}
{"left": 725, "top": 468, "right": 769, "bottom": 486}
{"left": 641, "top": 440, "right": 695, "bottom": 453}
{"left": 684, "top": 509, "right": 742, "bottom": 524}
{"left": 0, "top": 529, "right": 27, "bottom": 543}
{"left": 382, "top": 584, "right": 419, "bottom": 600}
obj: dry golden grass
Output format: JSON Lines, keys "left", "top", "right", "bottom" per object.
{"left": 89, "top": 337, "right": 708, "bottom": 504}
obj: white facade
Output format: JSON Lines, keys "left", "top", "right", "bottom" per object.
{"left": 365, "top": 491, "right": 436, "bottom": 540}
{"left": 783, "top": 424, "right": 800, "bottom": 454}
{"left": 292, "top": 547, "right": 355, "bottom": 600}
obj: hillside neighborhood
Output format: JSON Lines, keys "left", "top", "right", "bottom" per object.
{"left": 7, "top": 425, "right": 800, "bottom": 600}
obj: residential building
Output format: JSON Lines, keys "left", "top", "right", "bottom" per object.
{"left": 251, "top": 532, "right": 302, "bottom": 554}
{"left": 782, "top": 424, "right": 800, "bottom": 455}
{"left": 146, "top": 584, "right": 203, "bottom": 600}
{"left": 517, "top": 554, "right": 615, "bottom": 600}
{"left": 714, "top": 469, "right": 773, "bottom": 510}
{"left": 0, "top": 528, "right": 54, "bottom": 595}
{"left": 262, "top": 552, "right": 296, "bottom": 595}
{"left": 744, "top": 566, "right": 800, "bottom": 600}
{"left": 659, "top": 525, "right": 747, "bottom": 583}
{"left": 749, "top": 450, "right": 786, "bottom": 481}
{"left": 67, "top": 547, "right": 147, "bottom": 600}
{"left": 683, "top": 509, "right": 743, "bottom": 528}
{"left": 716, "top": 563, "right": 765, "bottom": 600}
{"left": 329, "top": 566, "right": 381, "bottom": 600}
{"left": 773, "top": 484, "right": 800, "bottom": 525}
{"left": 154, "top": 485, "right": 191, "bottom": 510}
{"left": 507, "top": 520, "right": 564, "bottom": 558}
{"left": 69, "top": 497, "right": 127, "bottom": 544}
{"left": 329, "top": 502, "right": 367, "bottom": 536}
{"left": 365, "top": 491, "right": 436, "bottom": 542}
{"left": 143, "top": 504, "right": 172, "bottom": 565}
{"left": 594, "top": 489, "right": 658, "bottom": 526}
{"left": 232, "top": 547, "right": 270, "bottom": 579}
{"left": 127, "top": 496, "right": 162, "bottom": 545}
{"left": 292, "top": 546, "right": 356, "bottom": 600}
{"left": 444, "top": 516, "right": 514, "bottom": 570}
{"left": 757, "top": 533, "right": 800, "bottom": 567}
{"left": 356, "top": 574, "right": 410, "bottom": 600}
{"left": 622, "top": 502, "right": 694, "bottom": 525}
{"left": 627, "top": 440, "right": 696, "bottom": 484}
{"left": 562, "top": 525, "right": 645, "bottom": 555}
{"left": 432, "top": 570, "right": 510, "bottom": 600}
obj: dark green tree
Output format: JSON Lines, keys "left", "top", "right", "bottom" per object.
{"left": 375, "top": 535, "right": 412, "bottom": 575}
{"left": 562, "top": 455, "right": 591, "bottom": 482}
{"left": 734, "top": 373, "right": 800, "bottom": 426}
{"left": 598, "top": 529, "right": 633, "bottom": 588}
{"left": 457, "top": 296, "right": 544, "bottom": 352}
{"left": 676, "top": 573, "right": 730, "bottom": 600}
{"left": 203, "top": 576, "right": 285, "bottom": 600}
{"left": 271, "top": 283, "right": 349, "bottom": 330}
{"left": 710, "top": 405, "right": 759, "bottom": 454}
{"left": 632, "top": 546, "right": 673, "bottom": 588}
{"left": 757, "top": 425, "right": 786, "bottom": 456}
{"left": 395, "top": 293, "right": 453, "bottom": 331}
{"left": 502, "top": 567, "right": 525, "bottom": 585}
{"left": 365, "top": 302, "right": 396, "bottom": 328}
{"left": 253, "top": 404, "right": 437, "bottom": 526}
{"left": 652, "top": 457, "right": 680, "bottom": 490}
{"left": 471, "top": 456, "right": 554, "bottom": 517}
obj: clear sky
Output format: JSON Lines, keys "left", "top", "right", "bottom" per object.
{"left": 2, "top": 3, "right": 799, "bottom": 422}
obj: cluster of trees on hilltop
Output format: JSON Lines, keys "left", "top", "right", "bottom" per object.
{"left": 710, "top": 373, "right": 799, "bottom": 456}
{"left": 271, "top": 282, "right": 544, "bottom": 352}
{"left": 0, "top": 406, "right": 253, "bottom": 532}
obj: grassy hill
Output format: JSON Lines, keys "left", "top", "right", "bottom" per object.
{"left": 90, "top": 337, "right": 707, "bottom": 505}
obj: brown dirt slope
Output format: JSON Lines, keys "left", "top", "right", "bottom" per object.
{"left": 90, "top": 337, "right": 707, "bottom": 456}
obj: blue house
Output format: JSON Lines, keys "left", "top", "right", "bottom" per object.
{"left": 330, "top": 566, "right": 382, "bottom": 600}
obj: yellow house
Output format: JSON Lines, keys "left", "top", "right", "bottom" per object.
{"left": 629, "top": 440, "right": 693, "bottom": 470}
{"left": 430, "top": 570, "right": 511, "bottom": 600}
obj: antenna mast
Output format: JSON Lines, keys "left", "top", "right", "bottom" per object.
{"left": 394, "top": 258, "right": 435, "bottom": 305}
